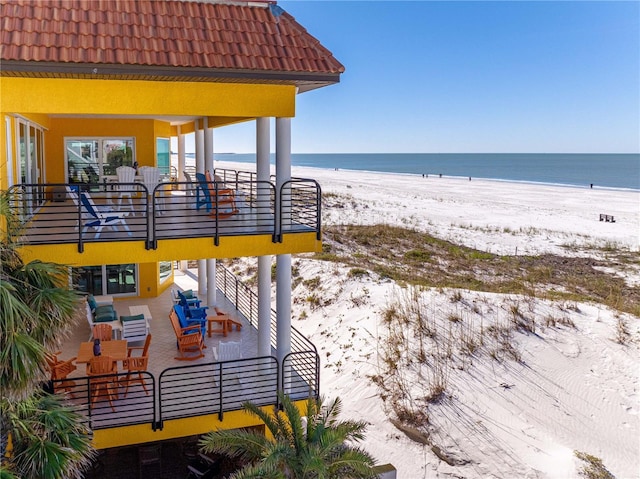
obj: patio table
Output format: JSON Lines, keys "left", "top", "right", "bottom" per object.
{"left": 77, "top": 340, "right": 127, "bottom": 365}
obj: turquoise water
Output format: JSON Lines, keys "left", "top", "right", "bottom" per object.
{"left": 211, "top": 153, "right": 639, "bottom": 191}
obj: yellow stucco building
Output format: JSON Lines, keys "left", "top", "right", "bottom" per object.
{"left": 1, "top": 0, "right": 344, "bottom": 454}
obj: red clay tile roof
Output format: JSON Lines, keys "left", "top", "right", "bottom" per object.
{"left": 0, "top": 0, "right": 344, "bottom": 89}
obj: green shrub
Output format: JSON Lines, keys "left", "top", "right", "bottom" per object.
{"left": 348, "top": 268, "right": 369, "bottom": 278}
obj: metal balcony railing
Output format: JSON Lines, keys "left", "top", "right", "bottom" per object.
{"left": 217, "top": 264, "right": 320, "bottom": 397}
{"left": 51, "top": 353, "right": 315, "bottom": 431}
{"left": 7, "top": 170, "right": 321, "bottom": 252}
{"left": 217, "top": 265, "right": 318, "bottom": 357}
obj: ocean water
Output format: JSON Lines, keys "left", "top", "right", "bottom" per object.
{"left": 209, "top": 153, "right": 639, "bottom": 191}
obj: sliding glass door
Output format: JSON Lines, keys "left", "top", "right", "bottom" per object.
{"left": 74, "top": 264, "right": 137, "bottom": 296}
{"left": 16, "top": 119, "right": 46, "bottom": 213}
{"left": 66, "top": 138, "right": 135, "bottom": 188}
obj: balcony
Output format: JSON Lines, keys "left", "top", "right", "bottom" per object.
{"left": 8, "top": 169, "right": 322, "bottom": 264}
{"left": 52, "top": 266, "right": 319, "bottom": 449}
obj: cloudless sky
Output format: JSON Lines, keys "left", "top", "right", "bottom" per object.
{"left": 208, "top": 1, "right": 639, "bottom": 154}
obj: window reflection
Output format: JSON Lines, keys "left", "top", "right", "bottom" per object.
{"left": 74, "top": 264, "right": 137, "bottom": 296}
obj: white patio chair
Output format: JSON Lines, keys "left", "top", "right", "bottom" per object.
{"left": 116, "top": 165, "right": 136, "bottom": 212}
{"left": 121, "top": 313, "right": 149, "bottom": 345}
{"left": 213, "top": 341, "right": 243, "bottom": 386}
{"left": 183, "top": 170, "right": 196, "bottom": 197}
{"left": 139, "top": 166, "right": 165, "bottom": 213}
{"left": 213, "top": 341, "right": 242, "bottom": 362}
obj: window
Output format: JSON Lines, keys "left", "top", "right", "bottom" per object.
{"left": 159, "top": 261, "right": 173, "bottom": 283}
{"left": 66, "top": 138, "right": 135, "bottom": 187}
{"left": 156, "top": 138, "right": 170, "bottom": 179}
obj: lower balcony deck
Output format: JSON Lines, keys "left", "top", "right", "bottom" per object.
{"left": 54, "top": 269, "right": 319, "bottom": 449}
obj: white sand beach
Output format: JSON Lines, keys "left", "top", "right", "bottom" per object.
{"left": 219, "top": 161, "right": 640, "bottom": 478}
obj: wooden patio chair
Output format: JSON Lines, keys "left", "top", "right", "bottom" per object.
{"left": 88, "top": 355, "right": 118, "bottom": 412}
{"left": 45, "top": 351, "right": 77, "bottom": 396}
{"left": 128, "top": 333, "right": 152, "bottom": 357}
{"left": 205, "top": 170, "right": 238, "bottom": 218}
{"left": 121, "top": 355, "right": 149, "bottom": 397}
{"left": 92, "top": 323, "right": 113, "bottom": 341}
{"left": 169, "top": 309, "right": 205, "bottom": 360}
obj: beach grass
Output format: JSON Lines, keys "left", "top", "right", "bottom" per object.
{"left": 317, "top": 224, "right": 640, "bottom": 317}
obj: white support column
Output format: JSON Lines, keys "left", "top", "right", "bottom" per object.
{"left": 177, "top": 126, "right": 186, "bottom": 182}
{"left": 204, "top": 118, "right": 216, "bottom": 306}
{"left": 256, "top": 117, "right": 272, "bottom": 358}
{"left": 276, "top": 254, "right": 292, "bottom": 364}
{"left": 257, "top": 117, "right": 270, "bottom": 180}
{"left": 204, "top": 117, "right": 214, "bottom": 173}
{"left": 275, "top": 117, "right": 292, "bottom": 384}
{"left": 195, "top": 120, "right": 206, "bottom": 290}
{"left": 195, "top": 120, "right": 205, "bottom": 174}
{"left": 276, "top": 118, "right": 292, "bottom": 237}
{"left": 198, "top": 259, "right": 207, "bottom": 296}
{"left": 206, "top": 258, "right": 217, "bottom": 307}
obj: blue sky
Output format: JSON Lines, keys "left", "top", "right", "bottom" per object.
{"left": 209, "top": 1, "right": 639, "bottom": 154}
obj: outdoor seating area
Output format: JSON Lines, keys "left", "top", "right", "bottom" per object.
{"left": 57, "top": 280, "right": 255, "bottom": 404}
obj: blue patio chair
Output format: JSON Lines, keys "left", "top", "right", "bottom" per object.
{"left": 176, "top": 289, "right": 202, "bottom": 308}
{"left": 178, "top": 291, "right": 209, "bottom": 318}
{"left": 80, "top": 192, "right": 132, "bottom": 239}
{"left": 195, "top": 172, "right": 212, "bottom": 212}
{"left": 173, "top": 304, "right": 206, "bottom": 336}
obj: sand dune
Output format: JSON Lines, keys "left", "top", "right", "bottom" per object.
{"left": 220, "top": 161, "right": 639, "bottom": 478}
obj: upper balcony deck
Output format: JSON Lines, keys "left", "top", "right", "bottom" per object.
{"left": 9, "top": 169, "right": 322, "bottom": 265}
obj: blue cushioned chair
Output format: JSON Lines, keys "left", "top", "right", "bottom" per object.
{"left": 173, "top": 304, "right": 206, "bottom": 336}
{"left": 87, "top": 295, "right": 117, "bottom": 322}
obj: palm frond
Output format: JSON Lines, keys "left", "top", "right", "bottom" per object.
{"left": 327, "top": 447, "right": 378, "bottom": 478}
{"left": 0, "top": 329, "right": 46, "bottom": 398}
{"left": 242, "top": 401, "right": 284, "bottom": 439}
{"left": 199, "top": 394, "right": 377, "bottom": 479}
{"left": 4, "top": 393, "right": 94, "bottom": 479}
{"left": 199, "top": 429, "right": 271, "bottom": 463}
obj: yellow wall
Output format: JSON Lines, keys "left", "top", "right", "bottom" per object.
{"left": 93, "top": 400, "right": 306, "bottom": 449}
{"left": 0, "top": 77, "right": 296, "bottom": 118}
{"left": 137, "top": 261, "right": 174, "bottom": 299}
{"left": 18, "top": 233, "right": 322, "bottom": 267}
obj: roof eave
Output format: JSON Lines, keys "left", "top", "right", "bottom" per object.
{"left": 0, "top": 60, "right": 341, "bottom": 91}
